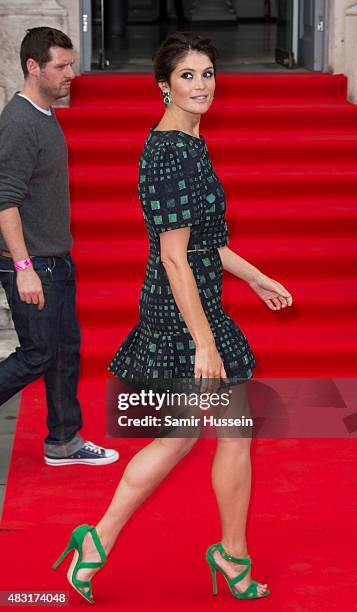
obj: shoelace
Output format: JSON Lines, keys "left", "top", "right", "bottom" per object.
{"left": 83, "top": 441, "right": 104, "bottom": 455}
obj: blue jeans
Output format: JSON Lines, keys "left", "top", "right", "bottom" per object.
{"left": 0, "top": 254, "right": 84, "bottom": 456}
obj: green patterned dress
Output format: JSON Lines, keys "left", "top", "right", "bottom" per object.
{"left": 108, "top": 127, "right": 256, "bottom": 386}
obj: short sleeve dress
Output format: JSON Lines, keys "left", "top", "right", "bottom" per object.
{"left": 108, "top": 127, "right": 257, "bottom": 386}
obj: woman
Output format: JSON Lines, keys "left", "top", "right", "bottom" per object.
{"left": 53, "top": 32, "right": 293, "bottom": 603}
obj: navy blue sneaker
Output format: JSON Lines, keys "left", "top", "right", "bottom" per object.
{"left": 44, "top": 440, "right": 119, "bottom": 466}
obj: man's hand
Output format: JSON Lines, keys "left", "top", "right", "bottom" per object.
{"left": 16, "top": 267, "right": 45, "bottom": 310}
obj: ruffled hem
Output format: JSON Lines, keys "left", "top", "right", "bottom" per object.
{"left": 108, "top": 317, "right": 256, "bottom": 387}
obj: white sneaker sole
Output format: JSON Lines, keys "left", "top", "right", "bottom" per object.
{"left": 44, "top": 452, "right": 119, "bottom": 466}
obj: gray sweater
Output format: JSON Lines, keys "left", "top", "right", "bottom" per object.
{"left": 0, "top": 93, "right": 73, "bottom": 256}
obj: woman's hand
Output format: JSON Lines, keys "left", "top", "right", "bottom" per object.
{"left": 195, "top": 340, "right": 228, "bottom": 393}
{"left": 248, "top": 273, "right": 293, "bottom": 311}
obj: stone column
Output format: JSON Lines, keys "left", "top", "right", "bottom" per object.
{"left": 345, "top": 4, "right": 357, "bottom": 103}
{"left": 60, "top": 0, "right": 80, "bottom": 74}
{"left": 327, "top": 0, "right": 357, "bottom": 103}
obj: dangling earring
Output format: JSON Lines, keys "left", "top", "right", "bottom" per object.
{"left": 163, "top": 90, "right": 171, "bottom": 106}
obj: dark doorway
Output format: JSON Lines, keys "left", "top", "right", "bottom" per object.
{"left": 81, "top": 0, "right": 324, "bottom": 73}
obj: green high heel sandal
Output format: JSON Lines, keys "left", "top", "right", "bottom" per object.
{"left": 206, "top": 542, "right": 270, "bottom": 600}
{"left": 52, "top": 524, "right": 107, "bottom": 605}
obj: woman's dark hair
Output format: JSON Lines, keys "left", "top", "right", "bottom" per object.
{"left": 152, "top": 31, "right": 219, "bottom": 84}
{"left": 20, "top": 26, "right": 73, "bottom": 78}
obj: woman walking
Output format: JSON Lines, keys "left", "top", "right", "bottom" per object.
{"left": 53, "top": 31, "right": 292, "bottom": 603}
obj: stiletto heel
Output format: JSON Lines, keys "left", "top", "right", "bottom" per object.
{"left": 52, "top": 524, "right": 107, "bottom": 604}
{"left": 52, "top": 536, "right": 75, "bottom": 569}
{"left": 206, "top": 542, "right": 270, "bottom": 600}
{"left": 210, "top": 565, "right": 218, "bottom": 595}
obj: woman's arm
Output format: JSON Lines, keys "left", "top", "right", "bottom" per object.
{"left": 217, "top": 245, "right": 262, "bottom": 283}
{"left": 218, "top": 245, "right": 293, "bottom": 310}
{"left": 160, "top": 227, "right": 227, "bottom": 384}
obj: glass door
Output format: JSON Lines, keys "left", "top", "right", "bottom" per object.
{"left": 275, "top": 0, "right": 296, "bottom": 68}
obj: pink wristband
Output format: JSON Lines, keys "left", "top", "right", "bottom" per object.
{"left": 14, "top": 258, "right": 33, "bottom": 271}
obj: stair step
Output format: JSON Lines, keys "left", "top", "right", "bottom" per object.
{"left": 68, "top": 73, "right": 348, "bottom": 105}
{"left": 75, "top": 278, "right": 357, "bottom": 327}
{"left": 67, "top": 134, "right": 357, "bottom": 167}
{"left": 79, "top": 321, "right": 357, "bottom": 378}
{"left": 71, "top": 237, "right": 357, "bottom": 280}
{"left": 68, "top": 166, "right": 357, "bottom": 203}
{"left": 72, "top": 209, "right": 357, "bottom": 243}
{"left": 57, "top": 102, "right": 357, "bottom": 135}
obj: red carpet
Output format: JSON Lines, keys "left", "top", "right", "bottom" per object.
{"left": 1, "top": 515, "right": 357, "bottom": 610}
{"left": 1, "top": 381, "right": 357, "bottom": 610}
{"left": 1, "top": 73, "right": 357, "bottom": 608}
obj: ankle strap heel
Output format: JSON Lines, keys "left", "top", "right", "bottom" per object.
{"left": 206, "top": 542, "right": 270, "bottom": 600}
{"left": 52, "top": 524, "right": 107, "bottom": 604}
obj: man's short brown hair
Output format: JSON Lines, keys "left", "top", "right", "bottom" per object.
{"left": 20, "top": 26, "right": 73, "bottom": 77}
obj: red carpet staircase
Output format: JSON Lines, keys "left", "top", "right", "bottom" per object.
{"left": 58, "top": 73, "right": 357, "bottom": 379}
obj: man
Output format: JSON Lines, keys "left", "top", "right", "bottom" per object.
{"left": 0, "top": 26, "right": 119, "bottom": 466}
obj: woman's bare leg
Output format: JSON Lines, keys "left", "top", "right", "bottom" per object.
{"left": 211, "top": 382, "right": 268, "bottom": 596}
{"left": 76, "top": 436, "right": 197, "bottom": 583}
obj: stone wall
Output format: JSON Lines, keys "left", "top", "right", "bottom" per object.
{"left": 58, "top": 0, "right": 81, "bottom": 78}
{"left": 0, "top": 1, "right": 68, "bottom": 107}
{"left": 328, "top": 0, "right": 357, "bottom": 102}
{"left": 328, "top": 0, "right": 352, "bottom": 74}
{"left": 345, "top": 4, "right": 357, "bottom": 102}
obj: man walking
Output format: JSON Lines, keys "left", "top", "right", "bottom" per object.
{"left": 0, "top": 27, "right": 119, "bottom": 466}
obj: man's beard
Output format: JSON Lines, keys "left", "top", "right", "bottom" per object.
{"left": 38, "top": 80, "right": 69, "bottom": 102}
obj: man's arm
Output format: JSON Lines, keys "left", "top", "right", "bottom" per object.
{"left": 0, "top": 207, "right": 44, "bottom": 310}
{"left": 0, "top": 206, "right": 30, "bottom": 262}
{"left": 0, "top": 114, "right": 45, "bottom": 309}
